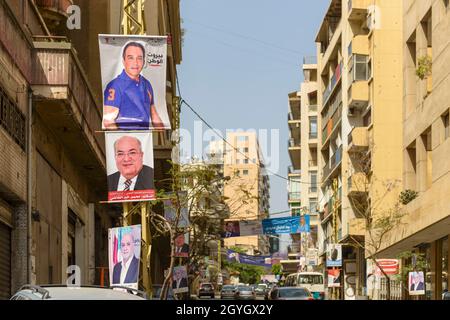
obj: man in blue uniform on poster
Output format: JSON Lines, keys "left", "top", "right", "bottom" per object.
{"left": 103, "top": 41, "right": 164, "bottom": 130}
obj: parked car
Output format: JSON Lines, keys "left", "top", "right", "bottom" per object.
{"left": 234, "top": 285, "right": 256, "bottom": 300}
{"left": 10, "top": 284, "right": 147, "bottom": 300}
{"left": 268, "top": 287, "right": 314, "bottom": 300}
{"left": 255, "top": 283, "right": 268, "bottom": 297}
{"left": 198, "top": 282, "right": 215, "bottom": 299}
{"left": 220, "top": 285, "right": 236, "bottom": 299}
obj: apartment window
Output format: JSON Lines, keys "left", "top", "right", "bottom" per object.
{"left": 309, "top": 172, "right": 317, "bottom": 193}
{"left": 443, "top": 112, "right": 449, "bottom": 139}
{"left": 244, "top": 147, "right": 249, "bottom": 153}
{"left": 349, "top": 54, "right": 369, "bottom": 84}
{"left": 309, "top": 198, "right": 318, "bottom": 213}
{"left": 0, "top": 86, "right": 26, "bottom": 150}
{"left": 309, "top": 116, "right": 318, "bottom": 139}
{"left": 243, "top": 170, "right": 249, "bottom": 175}
{"left": 238, "top": 136, "right": 248, "bottom": 142}
{"left": 244, "top": 159, "right": 249, "bottom": 164}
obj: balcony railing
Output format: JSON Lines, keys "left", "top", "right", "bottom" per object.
{"left": 308, "top": 160, "right": 318, "bottom": 167}
{"left": 322, "top": 103, "right": 342, "bottom": 145}
{"left": 303, "top": 56, "right": 317, "bottom": 65}
{"left": 309, "top": 131, "right": 318, "bottom": 139}
{"left": 288, "top": 166, "right": 301, "bottom": 175}
{"left": 322, "top": 145, "right": 343, "bottom": 181}
{"left": 288, "top": 192, "right": 301, "bottom": 201}
{"left": 323, "top": 61, "right": 343, "bottom": 106}
{"left": 308, "top": 105, "right": 318, "bottom": 113}
{"left": 309, "top": 187, "right": 318, "bottom": 193}
{"left": 288, "top": 138, "right": 300, "bottom": 148}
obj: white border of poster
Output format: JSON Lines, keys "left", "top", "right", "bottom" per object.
{"left": 108, "top": 225, "right": 141, "bottom": 290}
{"left": 408, "top": 271, "right": 425, "bottom": 296}
{"left": 326, "top": 244, "right": 342, "bottom": 267}
{"left": 99, "top": 34, "right": 170, "bottom": 130}
{"left": 105, "top": 132, "right": 155, "bottom": 202}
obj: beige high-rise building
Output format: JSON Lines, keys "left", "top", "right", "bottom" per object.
{"left": 218, "top": 132, "right": 270, "bottom": 255}
{"left": 316, "top": 0, "right": 403, "bottom": 299}
{"left": 285, "top": 57, "right": 320, "bottom": 272}
{"left": 374, "top": 0, "right": 450, "bottom": 300}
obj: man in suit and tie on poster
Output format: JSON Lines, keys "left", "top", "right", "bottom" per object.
{"left": 112, "top": 232, "right": 139, "bottom": 285}
{"left": 172, "top": 267, "right": 188, "bottom": 291}
{"left": 410, "top": 271, "right": 425, "bottom": 292}
{"left": 107, "top": 135, "right": 154, "bottom": 192}
{"left": 174, "top": 234, "right": 189, "bottom": 258}
{"left": 222, "top": 221, "right": 240, "bottom": 238}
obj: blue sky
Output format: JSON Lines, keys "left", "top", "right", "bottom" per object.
{"left": 178, "top": 0, "right": 329, "bottom": 218}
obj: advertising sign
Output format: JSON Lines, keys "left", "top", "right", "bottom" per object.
{"left": 99, "top": 35, "right": 170, "bottom": 130}
{"left": 106, "top": 132, "right": 155, "bottom": 202}
{"left": 108, "top": 225, "right": 141, "bottom": 290}
{"left": 262, "top": 216, "right": 301, "bottom": 235}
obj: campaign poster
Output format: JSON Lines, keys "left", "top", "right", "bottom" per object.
{"left": 327, "top": 269, "right": 341, "bottom": 288}
{"left": 105, "top": 132, "right": 155, "bottom": 202}
{"left": 226, "top": 249, "right": 271, "bottom": 268}
{"left": 408, "top": 271, "right": 425, "bottom": 296}
{"left": 298, "top": 215, "right": 310, "bottom": 233}
{"left": 108, "top": 225, "right": 141, "bottom": 290}
{"left": 221, "top": 220, "right": 241, "bottom": 238}
{"left": 99, "top": 35, "right": 170, "bottom": 130}
{"left": 326, "top": 244, "right": 342, "bottom": 267}
{"left": 172, "top": 266, "right": 189, "bottom": 294}
{"left": 174, "top": 233, "right": 189, "bottom": 258}
{"left": 239, "top": 220, "right": 263, "bottom": 236}
{"left": 164, "top": 193, "right": 189, "bottom": 228}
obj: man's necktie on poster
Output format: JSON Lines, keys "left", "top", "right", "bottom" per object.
{"left": 124, "top": 179, "right": 132, "bottom": 191}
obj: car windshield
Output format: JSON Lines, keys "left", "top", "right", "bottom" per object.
{"left": 257, "top": 284, "right": 267, "bottom": 289}
{"left": 298, "top": 275, "right": 323, "bottom": 285}
{"left": 279, "top": 288, "right": 309, "bottom": 298}
{"left": 238, "top": 286, "right": 252, "bottom": 291}
{"left": 201, "top": 284, "right": 213, "bottom": 289}
{"left": 222, "top": 285, "right": 235, "bottom": 290}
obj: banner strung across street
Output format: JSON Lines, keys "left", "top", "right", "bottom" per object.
{"left": 222, "top": 215, "right": 311, "bottom": 238}
{"left": 99, "top": 35, "right": 170, "bottom": 130}
{"left": 261, "top": 216, "right": 305, "bottom": 235}
{"left": 105, "top": 132, "right": 155, "bottom": 202}
{"left": 226, "top": 250, "right": 272, "bottom": 267}
{"left": 108, "top": 225, "right": 141, "bottom": 290}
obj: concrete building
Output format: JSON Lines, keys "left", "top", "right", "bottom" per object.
{"left": 219, "top": 132, "right": 270, "bottom": 255}
{"left": 375, "top": 0, "right": 450, "bottom": 300}
{"left": 315, "top": 0, "right": 403, "bottom": 299}
{"left": 287, "top": 57, "right": 320, "bottom": 268}
{"left": 0, "top": 0, "right": 181, "bottom": 298}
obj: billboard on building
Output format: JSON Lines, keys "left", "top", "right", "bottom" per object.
{"left": 172, "top": 265, "right": 189, "bottom": 294}
{"left": 99, "top": 35, "right": 170, "bottom": 130}
{"left": 108, "top": 225, "right": 141, "bottom": 290}
{"left": 326, "top": 244, "right": 342, "bottom": 267}
{"left": 105, "top": 132, "right": 155, "bottom": 202}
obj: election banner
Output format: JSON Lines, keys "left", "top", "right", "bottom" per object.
{"left": 226, "top": 250, "right": 271, "bottom": 267}
{"left": 298, "top": 215, "right": 311, "bottom": 233}
{"left": 172, "top": 265, "right": 189, "bottom": 294}
{"left": 262, "top": 216, "right": 301, "bottom": 235}
{"left": 164, "top": 192, "right": 189, "bottom": 228}
{"left": 105, "top": 132, "right": 155, "bottom": 202}
{"left": 99, "top": 35, "right": 170, "bottom": 130}
{"left": 327, "top": 268, "right": 341, "bottom": 288}
{"left": 239, "top": 220, "right": 263, "bottom": 236}
{"left": 108, "top": 225, "right": 141, "bottom": 290}
{"left": 326, "top": 244, "right": 342, "bottom": 267}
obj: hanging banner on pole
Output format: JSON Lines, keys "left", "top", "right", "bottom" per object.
{"left": 327, "top": 268, "right": 341, "bottom": 288}
{"left": 108, "top": 225, "right": 141, "bottom": 290}
{"left": 99, "top": 35, "right": 170, "bottom": 130}
{"left": 172, "top": 265, "right": 189, "bottom": 294}
{"left": 106, "top": 132, "right": 155, "bottom": 202}
{"left": 326, "top": 244, "right": 342, "bottom": 267}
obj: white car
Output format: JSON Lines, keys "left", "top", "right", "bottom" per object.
{"left": 10, "top": 285, "right": 147, "bottom": 300}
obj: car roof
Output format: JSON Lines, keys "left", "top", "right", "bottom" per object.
{"left": 13, "top": 285, "right": 147, "bottom": 300}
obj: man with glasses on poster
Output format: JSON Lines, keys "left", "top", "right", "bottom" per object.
{"left": 107, "top": 135, "right": 154, "bottom": 192}
{"left": 103, "top": 41, "right": 164, "bottom": 130}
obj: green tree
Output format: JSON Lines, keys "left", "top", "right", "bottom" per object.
{"left": 271, "top": 263, "right": 282, "bottom": 276}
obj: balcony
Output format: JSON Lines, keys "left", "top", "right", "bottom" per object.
{"left": 348, "top": 35, "right": 369, "bottom": 56}
{"left": 347, "top": 0, "right": 370, "bottom": 21}
{"left": 348, "top": 126, "right": 369, "bottom": 153}
{"left": 308, "top": 105, "right": 318, "bottom": 113}
{"left": 322, "top": 145, "right": 343, "bottom": 183}
{"left": 348, "top": 80, "right": 369, "bottom": 109}
{"left": 308, "top": 160, "right": 318, "bottom": 167}
{"left": 309, "top": 131, "right": 318, "bottom": 140}
{"left": 347, "top": 172, "right": 368, "bottom": 198}
{"left": 288, "top": 166, "right": 301, "bottom": 176}
{"left": 288, "top": 192, "right": 301, "bottom": 202}
{"left": 309, "top": 187, "right": 318, "bottom": 194}
{"left": 32, "top": 39, "right": 106, "bottom": 189}
{"left": 288, "top": 138, "right": 301, "bottom": 170}
{"left": 323, "top": 61, "right": 343, "bottom": 106}
{"left": 322, "top": 103, "right": 342, "bottom": 146}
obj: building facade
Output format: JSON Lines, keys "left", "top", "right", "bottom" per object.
{"left": 315, "top": 0, "right": 403, "bottom": 299}
{"left": 287, "top": 58, "right": 320, "bottom": 269}
{"left": 0, "top": 0, "right": 182, "bottom": 299}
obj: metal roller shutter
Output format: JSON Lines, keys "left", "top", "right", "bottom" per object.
{"left": 0, "top": 222, "right": 11, "bottom": 300}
